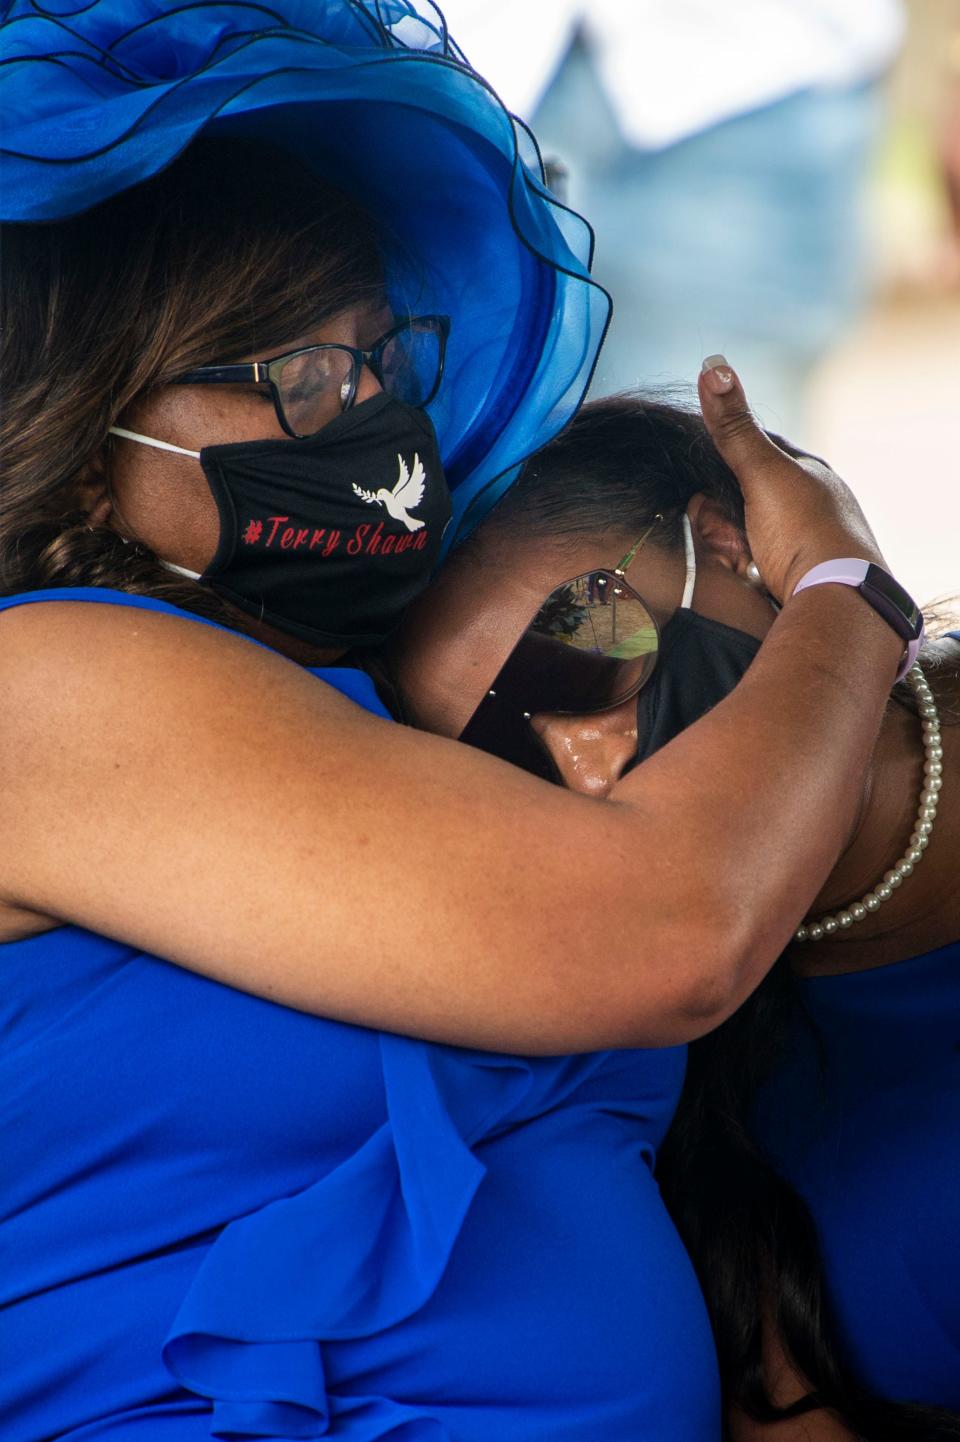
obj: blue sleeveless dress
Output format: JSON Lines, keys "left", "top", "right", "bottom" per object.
{"left": 0, "top": 589, "right": 720, "bottom": 1442}
{"left": 750, "top": 938, "right": 960, "bottom": 1408}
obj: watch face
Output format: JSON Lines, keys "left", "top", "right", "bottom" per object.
{"left": 863, "top": 564, "right": 923, "bottom": 639}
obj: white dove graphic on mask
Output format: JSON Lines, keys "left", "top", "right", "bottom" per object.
{"left": 352, "top": 453, "right": 427, "bottom": 532}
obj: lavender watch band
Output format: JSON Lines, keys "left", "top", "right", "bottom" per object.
{"left": 793, "top": 559, "right": 924, "bottom": 682}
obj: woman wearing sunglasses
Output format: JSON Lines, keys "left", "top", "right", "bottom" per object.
{"left": 0, "top": 2, "right": 925, "bottom": 1439}
{"left": 389, "top": 393, "right": 960, "bottom": 1441}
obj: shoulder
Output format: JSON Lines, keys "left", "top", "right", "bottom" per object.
{"left": 0, "top": 589, "right": 227, "bottom": 647}
{"left": 935, "top": 631, "right": 960, "bottom": 663}
{"left": 0, "top": 593, "right": 391, "bottom": 949}
{"left": 0, "top": 592, "right": 269, "bottom": 678}
{"left": 0, "top": 596, "right": 366, "bottom": 774}
{"left": 0, "top": 595, "right": 241, "bottom": 708}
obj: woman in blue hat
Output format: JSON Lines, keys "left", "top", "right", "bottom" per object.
{"left": 0, "top": 2, "right": 918, "bottom": 1439}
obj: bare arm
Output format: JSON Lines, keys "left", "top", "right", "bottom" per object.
{"left": 0, "top": 582, "right": 898, "bottom": 1052}
{"left": 0, "top": 370, "right": 904, "bottom": 1053}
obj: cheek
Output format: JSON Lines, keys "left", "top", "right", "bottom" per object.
{"left": 109, "top": 445, "right": 222, "bottom": 571}
{"left": 109, "top": 386, "right": 284, "bottom": 570}
{"left": 397, "top": 638, "right": 498, "bottom": 737}
{"left": 389, "top": 576, "right": 533, "bottom": 737}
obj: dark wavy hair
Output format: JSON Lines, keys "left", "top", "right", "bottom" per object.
{"left": 474, "top": 392, "right": 960, "bottom": 1440}
{"left": 0, "top": 138, "right": 384, "bottom": 617}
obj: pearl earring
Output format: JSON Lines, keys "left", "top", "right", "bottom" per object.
{"left": 745, "top": 561, "right": 763, "bottom": 588}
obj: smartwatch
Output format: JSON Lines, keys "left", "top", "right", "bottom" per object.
{"left": 793, "top": 560, "right": 924, "bottom": 682}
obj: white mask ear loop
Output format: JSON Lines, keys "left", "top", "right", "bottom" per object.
{"left": 163, "top": 560, "right": 204, "bottom": 581}
{"left": 109, "top": 425, "right": 202, "bottom": 460}
{"left": 680, "top": 512, "right": 697, "bottom": 609}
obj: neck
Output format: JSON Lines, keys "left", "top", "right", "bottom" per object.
{"left": 793, "top": 692, "right": 960, "bottom": 975}
{"left": 226, "top": 602, "right": 347, "bottom": 668}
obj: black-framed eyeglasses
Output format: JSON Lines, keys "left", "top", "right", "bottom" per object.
{"left": 171, "top": 314, "right": 450, "bottom": 440}
{"left": 459, "top": 519, "right": 664, "bottom": 782}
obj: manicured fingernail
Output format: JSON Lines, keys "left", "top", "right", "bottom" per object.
{"left": 701, "top": 354, "right": 734, "bottom": 392}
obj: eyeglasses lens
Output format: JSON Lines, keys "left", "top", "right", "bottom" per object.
{"left": 275, "top": 319, "right": 444, "bottom": 436}
{"left": 378, "top": 320, "right": 444, "bottom": 406}
{"left": 276, "top": 348, "right": 354, "bottom": 438}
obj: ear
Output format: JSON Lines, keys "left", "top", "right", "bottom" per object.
{"left": 686, "top": 492, "right": 754, "bottom": 578}
{"left": 72, "top": 448, "right": 114, "bottom": 527}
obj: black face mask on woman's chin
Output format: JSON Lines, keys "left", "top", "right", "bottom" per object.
{"left": 111, "top": 394, "right": 452, "bottom": 649}
{"left": 628, "top": 609, "right": 762, "bottom": 768}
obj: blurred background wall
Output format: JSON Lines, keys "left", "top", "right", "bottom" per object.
{"left": 807, "top": 0, "right": 959, "bottom": 610}
{"left": 445, "top": 0, "right": 959, "bottom": 609}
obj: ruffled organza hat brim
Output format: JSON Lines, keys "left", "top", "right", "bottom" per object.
{"left": 0, "top": 0, "right": 610, "bottom": 540}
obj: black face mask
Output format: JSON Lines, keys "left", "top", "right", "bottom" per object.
{"left": 632, "top": 608, "right": 762, "bottom": 764}
{"left": 114, "top": 394, "right": 451, "bottom": 648}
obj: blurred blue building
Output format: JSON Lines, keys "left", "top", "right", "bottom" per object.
{"left": 445, "top": 0, "right": 905, "bottom": 439}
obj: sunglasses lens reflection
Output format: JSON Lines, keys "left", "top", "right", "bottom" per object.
{"left": 527, "top": 574, "right": 658, "bottom": 710}
{"left": 459, "top": 571, "right": 659, "bottom": 775}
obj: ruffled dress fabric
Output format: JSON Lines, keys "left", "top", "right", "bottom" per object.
{"left": 0, "top": 0, "right": 609, "bottom": 542}
{"left": 750, "top": 938, "right": 960, "bottom": 1408}
{"left": 0, "top": 589, "right": 720, "bottom": 1441}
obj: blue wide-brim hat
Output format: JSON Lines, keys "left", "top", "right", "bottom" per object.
{"left": 0, "top": 0, "right": 609, "bottom": 545}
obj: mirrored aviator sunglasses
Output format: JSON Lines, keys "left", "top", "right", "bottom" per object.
{"left": 459, "top": 568, "right": 661, "bottom": 782}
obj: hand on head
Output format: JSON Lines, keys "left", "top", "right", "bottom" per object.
{"left": 389, "top": 357, "right": 903, "bottom": 804}
{"left": 698, "top": 356, "right": 887, "bottom": 602}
